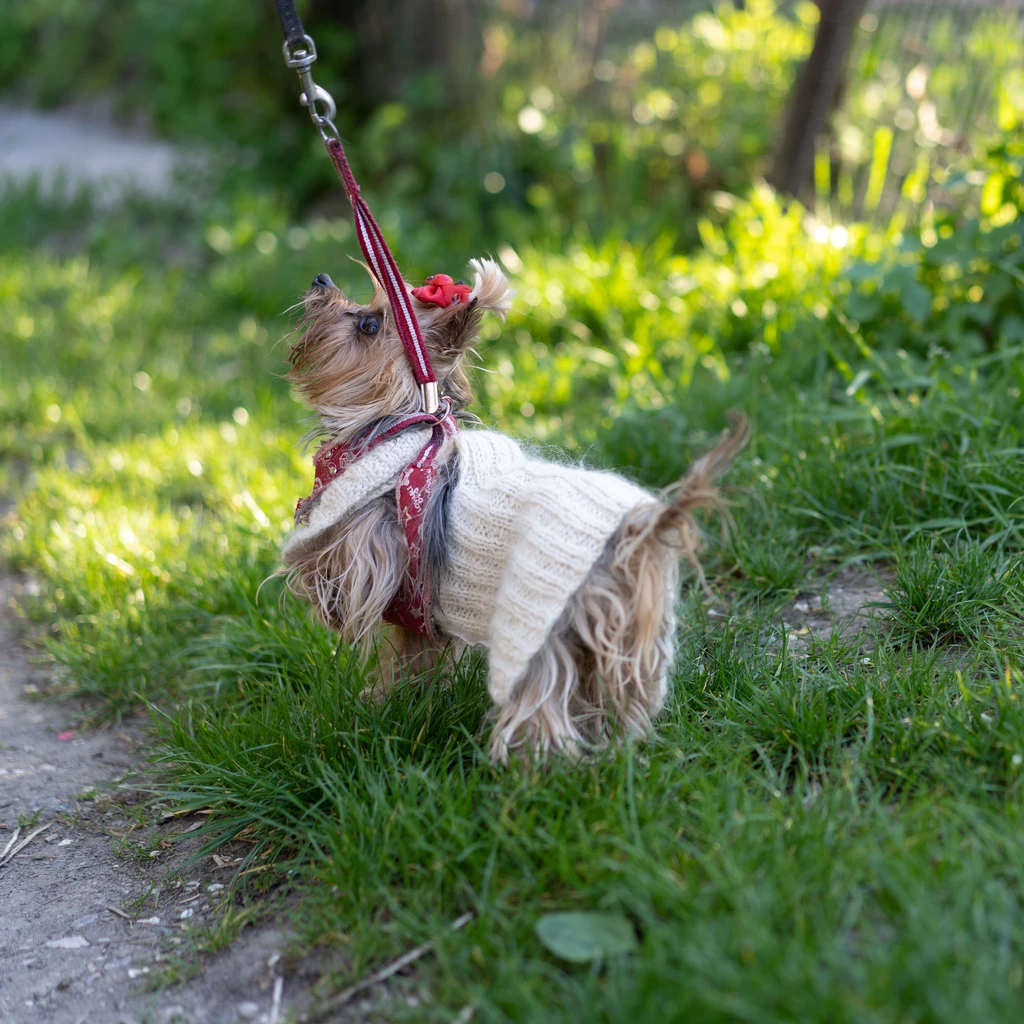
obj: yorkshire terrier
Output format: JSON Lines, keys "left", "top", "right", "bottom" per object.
{"left": 281, "top": 258, "right": 747, "bottom": 761}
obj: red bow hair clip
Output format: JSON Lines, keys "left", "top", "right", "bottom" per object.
{"left": 411, "top": 273, "right": 472, "bottom": 309}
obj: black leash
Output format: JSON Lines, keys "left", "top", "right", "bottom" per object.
{"left": 273, "top": 0, "right": 340, "bottom": 142}
{"left": 274, "top": 0, "right": 307, "bottom": 50}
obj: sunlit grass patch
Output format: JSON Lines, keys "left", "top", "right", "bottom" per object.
{"left": 3, "top": 421, "right": 304, "bottom": 714}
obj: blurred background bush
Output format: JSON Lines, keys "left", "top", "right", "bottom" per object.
{"left": 3, "top": 0, "right": 1020, "bottom": 230}
{"left": 2, "top": 0, "right": 1023, "bottom": 458}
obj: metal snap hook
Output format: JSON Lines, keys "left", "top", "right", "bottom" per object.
{"left": 300, "top": 83, "right": 337, "bottom": 126}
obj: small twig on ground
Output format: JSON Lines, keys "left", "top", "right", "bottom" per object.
{"left": 1, "top": 827, "right": 20, "bottom": 862}
{"left": 301, "top": 912, "right": 474, "bottom": 1022}
{"left": 269, "top": 976, "right": 284, "bottom": 1024}
{"left": 0, "top": 822, "right": 51, "bottom": 867}
{"left": 158, "top": 807, "right": 212, "bottom": 823}
{"left": 107, "top": 905, "right": 132, "bottom": 921}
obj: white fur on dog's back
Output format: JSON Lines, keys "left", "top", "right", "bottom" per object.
{"left": 437, "top": 431, "right": 656, "bottom": 705}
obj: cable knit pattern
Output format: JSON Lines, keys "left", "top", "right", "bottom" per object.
{"left": 439, "top": 432, "right": 655, "bottom": 703}
{"left": 282, "top": 428, "right": 657, "bottom": 705}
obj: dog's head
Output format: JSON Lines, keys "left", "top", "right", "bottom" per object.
{"left": 288, "top": 258, "right": 512, "bottom": 435}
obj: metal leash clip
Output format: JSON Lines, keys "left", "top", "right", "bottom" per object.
{"left": 421, "top": 382, "right": 440, "bottom": 416}
{"left": 281, "top": 34, "right": 340, "bottom": 142}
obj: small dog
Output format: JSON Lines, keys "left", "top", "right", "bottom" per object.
{"left": 282, "top": 258, "right": 746, "bottom": 760}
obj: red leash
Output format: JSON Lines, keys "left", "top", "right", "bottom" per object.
{"left": 277, "top": 3, "right": 463, "bottom": 635}
{"left": 323, "top": 140, "right": 441, "bottom": 412}
{"left": 276, "top": 0, "right": 442, "bottom": 414}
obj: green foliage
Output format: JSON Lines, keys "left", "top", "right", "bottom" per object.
{"left": 833, "top": 6, "right": 1024, "bottom": 221}
{"left": 0, "top": 1, "right": 815, "bottom": 243}
{"left": 840, "top": 126, "right": 1024, "bottom": 362}
{"left": 468, "top": 0, "right": 815, "bottom": 241}
{"left": 485, "top": 185, "right": 850, "bottom": 442}
{"left": 4, "top": 0, "right": 1019, "bottom": 255}
{"left": 844, "top": 220, "right": 1024, "bottom": 362}
{"left": 884, "top": 540, "right": 1023, "bottom": 648}
{"left": 534, "top": 912, "right": 639, "bottom": 964}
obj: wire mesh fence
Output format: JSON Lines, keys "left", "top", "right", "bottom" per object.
{"left": 813, "top": 0, "right": 1024, "bottom": 223}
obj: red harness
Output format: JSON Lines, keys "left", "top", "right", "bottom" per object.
{"left": 295, "top": 406, "right": 459, "bottom": 639}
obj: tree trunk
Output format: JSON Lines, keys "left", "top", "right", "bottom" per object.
{"left": 770, "top": 0, "right": 867, "bottom": 199}
{"left": 320, "top": 0, "right": 482, "bottom": 110}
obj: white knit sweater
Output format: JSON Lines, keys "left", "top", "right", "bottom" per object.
{"left": 283, "top": 428, "right": 657, "bottom": 705}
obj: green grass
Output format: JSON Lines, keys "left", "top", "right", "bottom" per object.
{"left": 884, "top": 540, "right": 1024, "bottom": 648}
{"left": 149, "top": 606, "right": 1024, "bottom": 1021}
{"left": 4, "top": 130, "right": 1024, "bottom": 1023}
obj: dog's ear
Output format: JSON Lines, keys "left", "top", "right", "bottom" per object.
{"left": 420, "top": 258, "right": 514, "bottom": 355}
{"left": 442, "top": 363, "right": 473, "bottom": 408}
{"left": 467, "top": 258, "right": 514, "bottom": 317}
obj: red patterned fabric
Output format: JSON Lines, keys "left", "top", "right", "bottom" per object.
{"left": 294, "top": 407, "right": 458, "bottom": 638}
{"left": 308, "top": 140, "right": 463, "bottom": 636}
{"left": 411, "top": 274, "right": 472, "bottom": 309}
{"left": 384, "top": 413, "right": 458, "bottom": 636}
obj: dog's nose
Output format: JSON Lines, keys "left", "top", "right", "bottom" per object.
{"left": 312, "top": 273, "right": 335, "bottom": 289}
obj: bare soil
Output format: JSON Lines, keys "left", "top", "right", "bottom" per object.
{"left": 0, "top": 574, "right": 321, "bottom": 1024}
{"left": 780, "top": 564, "right": 892, "bottom": 651}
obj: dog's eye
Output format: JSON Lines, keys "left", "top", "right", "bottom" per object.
{"left": 358, "top": 315, "right": 381, "bottom": 336}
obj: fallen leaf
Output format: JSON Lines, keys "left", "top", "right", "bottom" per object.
{"left": 534, "top": 911, "right": 638, "bottom": 963}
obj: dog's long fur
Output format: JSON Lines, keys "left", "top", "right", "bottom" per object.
{"left": 283, "top": 257, "right": 747, "bottom": 759}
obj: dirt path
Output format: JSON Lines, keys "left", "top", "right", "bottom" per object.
{"left": 0, "top": 574, "right": 320, "bottom": 1024}
{"left": 781, "top": 565, "right": 891, "bottom": 651}
{"left": 0, "top": 103, "right": 315, "bottom": 1020}
{"left": 0, "top": 104, "right": 186, "bottom": 199}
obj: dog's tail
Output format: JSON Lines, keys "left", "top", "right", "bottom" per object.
{"left": 621, "top": 412, "right": 749, "bottom": 581}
